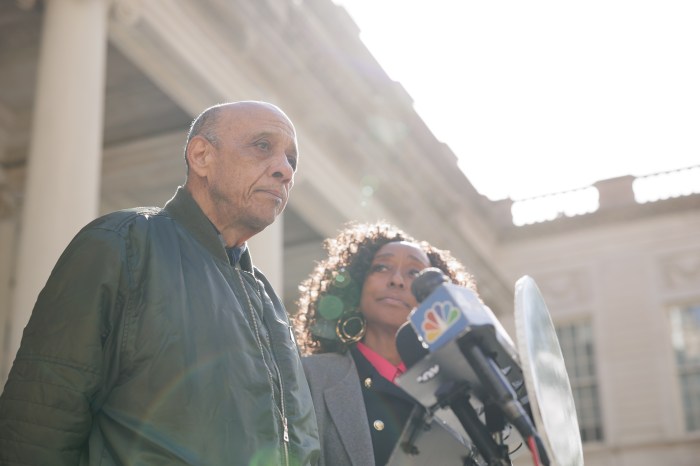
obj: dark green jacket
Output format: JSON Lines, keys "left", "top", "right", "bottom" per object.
{"left": 0, "top": 187, "right": 320, "bottom": 465}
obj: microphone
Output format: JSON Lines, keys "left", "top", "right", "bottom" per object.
{"left": 395, "top": 268, "right": 549, "bottom": 465}
{"left": 394, "top": 268, "right": 445, "bottom": 369}
{"left": 395, "top": 322, "right": 427, "bottom": 369}
{"left": 410, "top": 267, "right": 448, "bottom": 302}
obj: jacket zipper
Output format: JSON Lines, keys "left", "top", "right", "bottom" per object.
{"left": 235, "top": 268, "right": 290, "bottom": 466}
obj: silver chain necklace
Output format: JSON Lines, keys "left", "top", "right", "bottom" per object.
{"left": 235, "top": 268, "right": 290, "bottom": 466}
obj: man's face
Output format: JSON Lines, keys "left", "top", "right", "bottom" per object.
{"left": 204, "top": 104, "right": 298, "bottom": 235}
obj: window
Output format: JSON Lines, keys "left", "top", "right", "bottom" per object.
{"left": 556, "top": 321, "right": 604, "bottom": 442}
{"left": 669, "top": 304, "right": 700, "bottom": 431}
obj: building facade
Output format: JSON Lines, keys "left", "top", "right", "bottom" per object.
{"left": 497, "top": 175, "right": 700, "bottom": 466}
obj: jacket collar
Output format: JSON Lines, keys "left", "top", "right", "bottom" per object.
{"left": 163, "top": 186, "right": 254, "bottom": 272}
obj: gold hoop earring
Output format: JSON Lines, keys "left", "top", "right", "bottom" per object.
{"left": 335, "top": 314, "right": 366, "bottom": 344}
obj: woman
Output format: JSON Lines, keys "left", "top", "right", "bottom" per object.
{"left": 293, "top": 221, "right": 478, "bottom": 466}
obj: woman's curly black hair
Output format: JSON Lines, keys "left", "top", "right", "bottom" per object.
{"left": 292, "top": 221, "right": 477, "bottom": 355}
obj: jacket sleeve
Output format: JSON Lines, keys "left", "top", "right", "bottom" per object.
{"left": 0, "top": 225, "right": 128, "bottom": 465}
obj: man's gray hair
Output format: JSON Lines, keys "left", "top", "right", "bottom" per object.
{"left": 183, "top": 104, "right": 226, "bottom": 170}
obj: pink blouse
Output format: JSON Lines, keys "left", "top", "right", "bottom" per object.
{"left": 356, "top": 341, "right": 407, "bottom": 383}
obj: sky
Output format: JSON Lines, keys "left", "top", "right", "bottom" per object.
{"left": 334, "top": 0, "right": 700, "bottom": 201}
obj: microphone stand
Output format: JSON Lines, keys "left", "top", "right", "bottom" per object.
{"left": 460, "top": 340, "right": 550, "bottom": 466}
{"left": 436, "top": 381, "right": 512, "bottom": 466}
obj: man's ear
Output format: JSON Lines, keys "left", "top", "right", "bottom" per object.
{"left": 186, "top": 136, "right": 212, "bottom": 178}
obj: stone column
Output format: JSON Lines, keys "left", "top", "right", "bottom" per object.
{"left": 247, "top": 216, "right": 284, "bottom": 296}
{"left": 0, "top": 218, "right": 17, "bottom": 383}
{"left": 7, "top": 0, "right": 108, "bottom": 368}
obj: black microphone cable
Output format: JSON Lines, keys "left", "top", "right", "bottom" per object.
{"left": 461, "top": 342, "right": 550, "bottom": 466}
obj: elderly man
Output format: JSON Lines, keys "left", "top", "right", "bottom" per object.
{"left": 0, "top": 101, "right": 320, "bottom": 465}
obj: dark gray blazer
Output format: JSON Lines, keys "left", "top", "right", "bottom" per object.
{"left": 302, "top": 352, "right": 376, "bottom": 466}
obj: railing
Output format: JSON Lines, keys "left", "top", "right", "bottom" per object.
{"left": 510, "top": 164, "right": 700, "bottom": 226}
{"left": 633, "top": 165, "right": 700, "bottom": 203}
{"left": 511, "top": 186, "right": 599, "bottom": 226}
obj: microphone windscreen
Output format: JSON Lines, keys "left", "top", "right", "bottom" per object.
{"left": 411, "top": 267, "right": 448, "bottom": 303}
{"left": 396, "top": 321, "right": 429, "bottom": 368}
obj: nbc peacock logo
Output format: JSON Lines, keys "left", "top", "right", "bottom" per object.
{"left": 421, "top": 301, "right": 461, "bottom": 343}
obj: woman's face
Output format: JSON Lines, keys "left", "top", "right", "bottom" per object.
{"left": 359, "top": 241, "right": 431, "bottom": 335}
